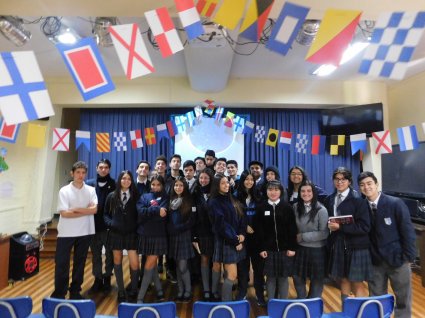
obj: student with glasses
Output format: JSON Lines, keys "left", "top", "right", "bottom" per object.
{"left": 287, "top": 166, "right": 327, "bottom": 204}
{"left": 324, "top": 167, "right": 372, "bottom": 308}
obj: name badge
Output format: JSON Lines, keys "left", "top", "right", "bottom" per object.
{"left": 384, "top": 217, "right": 392, "bottom": 225}
{"left": 192, "top": 206, "right": 197, "bottom": 212}
{"left": 265, "top": 211, "right": 270, "bottom": 216}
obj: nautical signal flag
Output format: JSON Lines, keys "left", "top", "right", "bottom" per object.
{"left": 52, "top": 128, "right": 70, "bottom": 152}
{"left": 144, "top": 127, "right": 156, "bottom": 145}
{"left": 0, "top": 116, "right": 20, "bottom": 143}
{"left": 233, "top": 116, "right": 245, "bottom": 133}
{"left": 175, "top": 0, "right": 204, "bottom": 41}
{"left": 255, "top": 126, "right": 266, "bottom": 143}
{"left": 204, "top": 103, "right": 215, "bottom": 116}
{"left": 330, "top": 135, "right": 345, "bottom": 155}
{"left": 224, "top": 111, "right": 235, "bottom": 128}
{"left": 214, "top": 0, "right": 248, "bottom": 30}
{"left": 96, "top": 133, "right": 110, "bottom": 153}
{"left": 243, "top": 121, "right": 255, "bottom": 135}
{"left": 215, "top": 107, "right": 224, "bottom": 122}
{"left": 57, "top": 37, "right": 115, "bottom": 101}
{"left": 266, "top": 128, "right": 279, "bottom": 147}
{"left": 372, "top": 130, "right": 392, "bottom": 154}
{"left": 239, "top": 0, "right": 274, "bottom": 41}
{"left": 279, "top": 131, "right": 292, "bottom": 150}
{"left": 350, "top": 133, "right": 367, "bottom": 155}
{"left": 267, "top": 2, "right": 310, "bottom": 56}
{"left": 359, "top": 12, "right": 425, "bottom": 80}
{"left": 194, "top": 105, "right": 203, "bottom": 119}
{"left": 130, "top": 129, "right": 143, "bottom": 148}
{"left": 145, "top": 7, "right": 184, "bottom": 58}
{"left": 109, "top": 23, "right": 155, "bottom": 79}
{"left": 306, "top": 9, "right": 362, "bottom": 65}
{"left": 0, "top": 51, "right": 55, "bottom": 125}
{"left": 76, "top": 130, "right": 90, "bottom": 151}
{"left": 311, "top": 135, "right": 326, "bottom": 155}
{"left": 175, "top": 115, "right": 187, "bottom": 133}
{"left": 157, "top": 123, "right": 170, "bottom": 141}
{"left": 113, "top": 132, "right": 127, "bottom": 151}
{"left": 196, "top": 0, "right": 218, "bottom": 18}
{"left": 295, "top": 134, "right": 308, "bottom": 154}
{"left": 26, "top": 123, "right": 46, "bottom": 148}
{"left": 167, "top": 120, "right": 178, "bottom": 138}
{"left": 397, "top": 125, "right": 419, "bottom": 151}
{"left": 186, "top": 111, "right": 196, "bottom": 127}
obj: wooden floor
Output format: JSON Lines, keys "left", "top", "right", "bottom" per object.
{"left": 1, "top": 257, "right": 425, "bottom": 317}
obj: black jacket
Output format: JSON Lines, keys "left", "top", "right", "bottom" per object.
{"left": 136, "top": 192, "right": 168, "bottom": 237}
{"left": 104, "top": 192, "right": 139, "bottom": 234}
{"left": 87, "top": 175, "right": 115, "bottom": 232}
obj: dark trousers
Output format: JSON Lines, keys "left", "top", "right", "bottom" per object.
{"left": 237, "top": 249, "right": 265, "bottom": 299}
{"left": 51, "top": 235, "right": 92, "bottom": 298}
{"left": 90, "top": 230, "right": 113, "bottom": 279}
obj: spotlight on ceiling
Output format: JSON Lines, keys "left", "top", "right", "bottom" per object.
{"left": 93, "top": 17, "right": 117, "bottom": 47}
{"left": 0, "top": 16, "right": 31, "bottom": 46}
{"left": 41, "top": 16, "right": 81, "bottom": 45}
{"left": 296, "top": 20, "right": 320, "bottom": 46}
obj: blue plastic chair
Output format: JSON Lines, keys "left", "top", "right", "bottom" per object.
{"left": 117, "top": 302, "right": 177, "bottom": 318}
{"left": 40, "top": 298, "right": 116, "bottom": 318}
{"left": 322, "top": 294, "right": 395, "bottom": 318}
{"left": 193, "top": 300, "right": 250, "bottom": 318}
{"left": 0, "top": 296, "right": 40, "bottom": 318}
{"left": 259, "top": 298, "right": 323, "bottom": 318}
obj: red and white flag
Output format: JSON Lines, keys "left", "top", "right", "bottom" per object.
{"left": 145, "top": 7, "right": 184, "bottom": 58}
{"left": 130, "top": 129, "right": 143, "bottom": 149}
{"left": 109, "top": 24, "right": 155, "bottom": 79}
{"left": 0, "top": 116, "right": 20, "bottom": 143}
{"left": 371, "top": 130, "right": 392, "bottom": 154}
{"left": 52, "top": 128, "right": 70, "bottom": 151}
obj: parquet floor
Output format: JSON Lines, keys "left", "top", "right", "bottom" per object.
{"left": 1, "top": 257, "right": 424, "bottom": 317}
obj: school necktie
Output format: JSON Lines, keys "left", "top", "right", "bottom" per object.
{"left": 370, "top": 203, "right": 377, "bottom": 215}
{"left": 122, "top": 192, "right": 127, "bottom": 205}
{"left": 336, "top": 193, "right": 343, "bottom": 208}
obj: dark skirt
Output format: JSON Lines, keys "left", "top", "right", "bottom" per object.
{"left": 138, "top": 235, "right": 168, "bottom": 256}
{"left": 169, "top": 230, "right": 195, "bottom": 260}
{"left": 212, "top": 237, "right": 246, "bottom": 264}
{"left": 328, "top": 235, "right": 373, "bottom": 282}
{"left": 198, "top": 235, "right": 214, "bottom": 256}
{"left": 293, "top": 245, "right": 326, "bottom": 280}
{"left": 264, "top": 250, "right": 294, "bottom": 277}
{"left": 107, "top": 231, "right": 138, "bottom": 251}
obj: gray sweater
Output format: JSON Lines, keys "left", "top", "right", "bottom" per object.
{"left": 293, "top": 202, "right": 328, "bottom": 248}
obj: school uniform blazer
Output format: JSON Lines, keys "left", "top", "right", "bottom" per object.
{"left": 167, "top": 204, "right": 196, "bottom": 236}
{"left": 192, "top": 187, "right": 213, "bottom": 240}
{"left": 136, "top": 192, "right": 168, "bottom": 237}
{"left": 324, "top": 188, "right": 371, "bottom": 249}
{"left": 104, "top": 192, "right": 139, "bottom": 234}
{"left": 370, "top": 193, "right": 416, "bottom": 267}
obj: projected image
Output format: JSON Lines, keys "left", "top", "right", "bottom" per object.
{"left": 175, "top": 117, "right": 245, "bottom": 169}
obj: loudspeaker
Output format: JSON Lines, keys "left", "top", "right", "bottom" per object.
{"left": 8, "top": 232, "right": 39, "bottom": 281}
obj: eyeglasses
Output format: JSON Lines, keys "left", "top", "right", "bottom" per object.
{"left": 290, "top": 173, "right": 303, "bottom": 176}
{"left": 334, "top": 178, "right": 348, "bottom": 183}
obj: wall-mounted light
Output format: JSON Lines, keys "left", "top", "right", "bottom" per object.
{"left": 0, "top": 16, "right": 31, "bottom": 46}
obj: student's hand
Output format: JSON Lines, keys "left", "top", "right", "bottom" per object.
{"left": 236, "top": 243, "right": 243, "bottom": 251}
{"left": 260, "top": 251, "right": 267, "bottom": 258}
{"left": 328, "top": 221, "right": 340, "bottom": 231}
{"left": 247, "top": 225, "right": 254, "bottom": 234}
{"left": 287, "top": 250, "right": 295, "bottom": 257}
{"left": 159, "top": 207, "right": 167, "bottom": 217}
{"left": 238, "top": 234, "right": 245, "bottom": 243}
{"left": 192, "top": 242, "right": 201, "bottom": 254}
{"left": 229, "top": 178, "right": 235, "bottom": 187}
{"left": 296, "top": 233, "right": 302, "bottom": 242}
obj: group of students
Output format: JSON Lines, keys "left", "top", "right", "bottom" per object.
{"left": 51, "top": 149, "right": 416, "bottom": 318}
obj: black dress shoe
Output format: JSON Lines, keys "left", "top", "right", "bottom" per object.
{"left": 69, "top": 293, "right": 84, "bottom": 300}
{"left": 202, "top": 291, "right": 211, "bottom": 302}
{"left": 88, "top": 278, "right": 103, "bottom": 294}
{"left": 117, "top": 291, "right": 127, "bottom": 303}
{"left": 103, "top": 275, "right": 112, "bottom": 293}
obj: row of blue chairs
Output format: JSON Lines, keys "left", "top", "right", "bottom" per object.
{"left": 0, "top": 294, "right": 394, "bottom": 318}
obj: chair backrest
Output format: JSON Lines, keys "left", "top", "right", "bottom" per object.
{"left": 193, "top": 300, "right": 250, "bottom": 318}
{"left": 117, "top": 302, "right": 176, "bottom": 318}
{"left": 342, "top": 294, "right": 395, "bottom": 318}
{"left": 42, "top": 298, "right": 97, "bottom": 318}
{"left": 267, "top": 298, "right": 324, "bottom": 318}
{"left": 0, "top": 296, "right": 33, "bottom": 318}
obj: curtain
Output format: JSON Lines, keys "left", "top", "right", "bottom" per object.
{"left": 79, "top": 107, "right": 360, "bottom": 193}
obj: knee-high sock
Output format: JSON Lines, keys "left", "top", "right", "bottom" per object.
{"left": 137, "top": 268, "right": 153, "bottom": 302}
{"left": 176, "top": 267, "right": 184, "bottom": 296}
{"left": 153, "top": 265, "right": 163, "bottom": 293}
{"left": 130, "top": 269, "right": 139, "bottom": 292}
{"left": 201, "top": 265, "right": 210, "bottom": 292}
{"left": 278, "top": 277, "right": 289, "bottom": 299}
{"left": 114, "top": 264, "right": 124, "bottom": 292}
{"left": 178, "top": 259, "right": 192, "bottom": 296}
{"left": 266, "top": 276, "right": 276, "bottom": 301}
{"left": 221, "top": 278, "right": 235, "bottom": 301}
{"left": 211, "top": 270, "right": 221, "bottom": 295}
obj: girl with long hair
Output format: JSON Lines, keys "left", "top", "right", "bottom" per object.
{"left": 104, "top": 170, "right": 140, "bottom": 303}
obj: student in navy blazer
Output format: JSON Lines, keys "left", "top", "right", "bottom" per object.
{"left": 324, "top": 167, "right": 372, "bottom": 307}
{"left": 358, "top": 171, "right": 416, "bottom": 318}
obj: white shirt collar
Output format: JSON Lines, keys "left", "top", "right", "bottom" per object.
{"left": 268, "top": 199, "right": 280, "bottom": 206}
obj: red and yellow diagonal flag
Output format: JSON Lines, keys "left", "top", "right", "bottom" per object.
{"left": 213, "top": 0, "right": 247, "bottom": 30}
{"left": 96, "top": 133, "right": 110, "bottom": 153}
{"left": 196, "top": 0, "right": 219, "bottom": 18}
{"left": 239, "top": 0, "right": 274, "bottom": 41}
{"left": 306, "top": 9, "right": 362, "bottom": 66}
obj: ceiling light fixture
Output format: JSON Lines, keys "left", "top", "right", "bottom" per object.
{"left": 296, "top": 20, "right": 320, "bottom": 46}
{"left": 0, "top": 16, "right": 31, "bottom": 46}
{"left": 41, "top": 16, "right": 81, "bottom": 45}
{"left": 93, "top": 17, "right": 117, "bottom": 47}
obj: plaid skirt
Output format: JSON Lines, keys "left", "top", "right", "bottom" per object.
{"left": 138, "top": 235, "right": 168, "bottom": 256}
{"left": 264, "top": 250, "right": 294, "bottom": 277}
{"left": 198, "top": 235, "right": 214, "bottom": 256}
{"left": 169, "top": 230, "right": 195, "bottom": 260}
{"left": 328, "top": 236, "right": 373, "bottom": 282}
{"left": 212, "top": 237, "right": 246, "bottom": 264}
{"left": 293, "top": 246, "right": 326, "bottom": 280}
{"left": 107, "top": 231, "right": 138, "bottom": 251}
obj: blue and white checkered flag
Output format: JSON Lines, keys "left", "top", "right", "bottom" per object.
{"left": 295, "top": 134, "right": 308, "bottom": 154}
{"left": 359, "top": 11, "right": 425, "bottom": 80}
{"left": 255, "top": 126, "right": 266, "bottom": 143}
{"left": 113, "top": 132, "right": 127, "bottom": 151}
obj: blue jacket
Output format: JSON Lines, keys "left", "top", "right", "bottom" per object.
{"left": 136, "top": 192, "right": 168, "bottom": 237}
{"left": 192, "top": 186, "right": 213, "bottom": 240}
{"left": 167, "top": 202, "right": 195, "bottom": 236}
{"left": 369, "top": 193, "right": 416, "bottom": 267}
{"left": 324, "top": 188, "right": 371, "bottom": 249}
